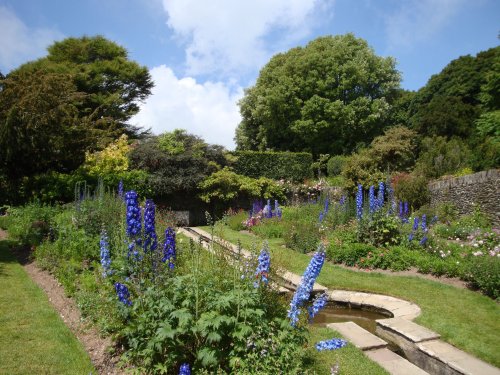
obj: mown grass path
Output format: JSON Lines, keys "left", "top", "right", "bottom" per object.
{"left": 0, "top": 236, "right": 94, "bottom": 375}
{"left": 203, "top": 226, "right": 500, "bottom": 368}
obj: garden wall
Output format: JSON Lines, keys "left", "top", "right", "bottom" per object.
{"left": 428, "top": 169, "right": 500, "bottom": 226}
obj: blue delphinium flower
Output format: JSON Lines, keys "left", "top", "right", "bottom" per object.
{"left": 430, "top": 215, "right": 438, "bottom": 225}
{"left": 288, "top": 244, "right": 326, "bottom": 326}
{"left": 115, "top": 282, "right": 132, "bottom": 306}
{"left": 356, "top": 184, "right": 363, "bottom": 220}
{"left": 308, "top": 292, "right": 328, "bottom": 320}
{"left": 377, "top": 181, "right": 385, "bottom": 210}
{"left": 399, "top": 201, "right": 409, "bottom": 223}
{"left": 144, "top": 199, "right": 158, "bottom": 253}
{"left": 125, "top": 191, "right": 142, "bottom": 259}
{"left": 118, "top": 180, "right": 124, "bottom": 198}
{"left": 319, "top": 211, "right": 324, "bottom": 223}
{"left": 421, "top": 214, "right": 427, "bottom": 232}
{"left": 409, "top": 216, "right": 419, "bottom": 242}
{"left": 275, "top": 200, "right": 282, "bottom": 219}
{"left": 162, "top": 227, "right": 176, "bottom": 269}
{"left": 369, "top": 185, "right": 376, "bottom": 214}
{"left": 339, "top": 195, "right": 346, "bottom": 206}
{"left": 179, "top": 363, "right": 191, "bottom": 375}
{"left": 100, "top": 229, "right": 112, "bottom": 277}
{"left": 419, "top": 236, "right": 428, "bottom": 246}
{"left": 387, "top": 182, "right": 395, "bottom": 214}
{"left": 315, "top": 338, "right": 348, "bottom": 351}
{"left": 254, "top": 244, "right": 271, "bottom": 287}
{"left": 324, "top": 197, "right": 330, "bottom": 215}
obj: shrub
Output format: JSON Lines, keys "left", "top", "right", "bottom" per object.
{"left": 327, "top": 242, "right": 377, "bottom": 266}
{"left": 283, "top": 221, "right": 321, "bottom": 254}
{"left": 465, "top": 255, "right": 500, "bottom": 299}
{"left": 392, "top": 172, "right": 430, "bottom": 209}
{"left": 357, "top": 212, "right": 401, "bottom": 247}
{"left": 327, "top": 155, "right": 348, "bottom": 176}
{"left": 230, "top": 151, "right": 313, "bottom": 182}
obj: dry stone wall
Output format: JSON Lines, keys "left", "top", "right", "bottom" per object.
{"left": 428, "top": 169, "right": 499, "bottom": 226}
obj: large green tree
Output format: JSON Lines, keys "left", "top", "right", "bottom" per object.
{"left": 235, "top": 34, "right": 401, "bottom": 156}
{"left": 0, "top": 36, "right": 153, "bottom": 181}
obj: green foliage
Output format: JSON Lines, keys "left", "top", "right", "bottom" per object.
{"left": 414, "top": 136, "right": 472, "bottom": 178}
{"left": 199, "top": 167, "right": 286, "bottom": 206}
{"left": 327, "top": 242, "right": 377, "bottom": 267}
{"left": 129, "top": 133, "right": 226, "bottom": 200}
{"left": 341, "top": 149, "right": 386, "bottom": 191}
{"left": 327, "top": 155, "right": 348, "bottom": 177}
{"left": 466, "top": 256, "right": 500, "bottom": 299}
{"left": 283, "top": 220, "right": 321, "bottom": 254}
{"left": 392, "top": 173, "right": 430, "bottom": 209}
{"left": 236, "top": 33, "right": 400, "bottom": 155}
{"left": 357, "top": 212, "right": 401, "bottom": 247}
{"left": 230, "top": 151, "right": 313, "bottom": 182}
{"left": 83, "top": 134, "right": 131, "bottom": 176}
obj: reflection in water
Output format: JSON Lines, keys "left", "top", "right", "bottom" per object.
{"left": 310, "top": 304, "right": 388, "bottom": 334}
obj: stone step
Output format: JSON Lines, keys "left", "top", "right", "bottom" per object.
{"left": 376, "top": 317, "right": 440, "bottom": 343}
{"left": 417, "top": 340, "right": 500, "bottom": 375}
{"left": 365, "top": 348, "right": 430, "bottom": 375}
{"left": 327, "top": 321, "right": 388, "bottom": 350}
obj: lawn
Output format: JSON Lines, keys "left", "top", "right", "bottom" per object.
{"left": 0, "top": 239, "right": 95, "bottom": 375}
{"left": 201, "top": 225, "right": 500, "bottom": 368}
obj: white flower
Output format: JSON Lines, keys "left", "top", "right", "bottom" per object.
{"left": 478, "top": 240, "right": 484, "bottom": 245}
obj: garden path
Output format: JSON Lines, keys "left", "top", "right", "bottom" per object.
{"left": 0, "top": 229, "right": 123, "bottom": 375}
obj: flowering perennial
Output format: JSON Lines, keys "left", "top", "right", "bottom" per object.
{"left": 315, "top": 338, "right": 348, "bottom": 351}
{"left": 179, "top": 363, "right": 191, "bottom": 375}
{"left": 369, "top": 185, "right": 376, "bottom": 214}
{"left": 125, "top": 190, "right": 142, "bottom": 258}
{"left": 118, "top": 180, "right": 124, "bottom": 198}
{"left": 356, "top": 184, "right": 363, "bottom": 220}
{"left": 115, "top": 282, "right": 132, "bottom": 306}
{"left": 377, "top": 181, "right": 385, "bottom": 210}
{"left": 288, "top": 244, "right": 326, "bottom": 326}
{"left": 100, "top": 229, "right": 112, "bottom": 277}
{"left": 308, "top": 292, "right": 328, "bottom": 320}
{"left": 162, "top": 227, "right": 176, "bottom": 269}
{"left": 144, "top": 199, "right": 158, "bottom": 253}
{"left": 254, "top": 244, "right": 271, "bottom": 286}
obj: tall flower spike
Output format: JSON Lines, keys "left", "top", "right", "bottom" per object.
{"left": 421, "top": 214, "right": 427, "bottom": 232}
{"left": 356, "top": 184, "right": 363, "bottom": 220}
{"left": 118, "top": 180, "right": 124, "bottom": 198}
{"left": 179, "top": 363, "right": 191, "bottom": 375}
{"left": 125, "top": 191, "right": 142, "bottom": 259}
{"left": 115, "top": 282, "right": 132, "bottom": 306}
{"left": 288, "top": 243, "right": 326, "bottom": 326}
{"left": 369, "top": 185, "right": 376, "bottom": 214}
{"left": 254, "top": 243, "right": 271, "bottom": 287}
{"left": 162, "top": 227, "right": 176, "bottom": 269}
{"left": 144, "top": 199, "right": 158, "bottom": 253}
{"left": 100, "top": 229, "right": 112, "bottom": 277}
{"left": 308, "top": 292, "right": 328, "bottom": 320}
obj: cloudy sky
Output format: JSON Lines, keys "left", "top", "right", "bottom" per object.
{"left": 0, "top": 0, "right": 498, "bottom": 149}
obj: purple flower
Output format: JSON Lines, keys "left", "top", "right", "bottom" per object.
{"left": 288, "top": 244, "right": 326, "bottom": 326}
{"left": 369, "top": 185, "right": 376, "bottom": 214}
{"left": 144, "top": 199, "right": 158, "bottom": 253}
{"left": 308, "top": 292, "right": 328, "bottom": 320}
{"left": 115, "top": 282, "right": 132, "bottom": 306}
{"left": 125, "top": 191, "right": 142, "bottom": 259}
{"left": 254, "top": 244, "right": 271, "bottom": 286}
{"left": 315, "top": 338, "right": 348, "bottom": 351}
{"left": 179, "top": 363, "right": 191, "bottom": 375}
{"left": 162, "top": 227, "right": 176, "bottom": 269}
{"left": 118, "top": 180, "right": 123, "bottom": 198}
{"left": 421, "top": 214, "right": 427, "bottom": 232}
{"left": 100, "top": 229, "right": 112, "bottom": 277}
{"left": 356, "top": 184, "right": 363, "bottom": 220}
{"left": 419, "top": 236, "right": 428, "bottom": 246}
{"left": 412, "top": 216, "right": 419, "bottom": 231}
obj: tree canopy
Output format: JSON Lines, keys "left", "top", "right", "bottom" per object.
{"left": 0, "top": 36, "right": 153, "bottom": 180}
{"left": 235, "top": 34, "right": 401, "bottom": 156}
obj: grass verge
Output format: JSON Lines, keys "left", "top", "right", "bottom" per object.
{"left": 0, "top": 239, "right": 95, "bottom": 375}
{"left": 201, "top": 225, "right": 500, "bottom": 368}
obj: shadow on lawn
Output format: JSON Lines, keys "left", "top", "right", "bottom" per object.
{"left": 0, "top": 239, "right": 33, "bottom": 276}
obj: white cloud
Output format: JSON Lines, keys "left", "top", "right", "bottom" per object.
{"left": 161, "top": 0, "right": 333, "bottom": 77}
{"left": 384, "top": 0, "right": 466, "bottom": 49}
{"left": 0, "top": 6, "right": 64, "bottom": 72}
{"left": 131, "top": 65, "right": 243, "bottom": 149}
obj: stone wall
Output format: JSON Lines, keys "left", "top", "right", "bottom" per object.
{"left": 428, "top": 169, "right": 499, "bottom": 226}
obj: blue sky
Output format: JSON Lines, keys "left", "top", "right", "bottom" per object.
{"left": 1, "top": 0, "right": 498, "bottom": 149}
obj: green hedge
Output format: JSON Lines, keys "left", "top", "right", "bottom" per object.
{"left": 230, "top": 151, "right": 313, "bottom": 182}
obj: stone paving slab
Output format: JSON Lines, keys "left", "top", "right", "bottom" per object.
{"left": 327, "top": 322, "right": 388, "bottom": 350}
{"left": 365, "top": 348, "right": 430, "bottom": 375}
{"left": 376, "top": 318, "right": 440, "bottom": 343}
{"left": 417, "top": 340, "right": 500, "bottom": 375}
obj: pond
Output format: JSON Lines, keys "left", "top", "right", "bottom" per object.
{"left": 310, "top": 303, "right": 389, "bottom": 334}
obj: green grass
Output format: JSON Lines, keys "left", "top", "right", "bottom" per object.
{"left": 0, "top": 239, "right": 95, "bottom": 375}
{"left": 202, "top": 225, "right": 500, "bottom": 368}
